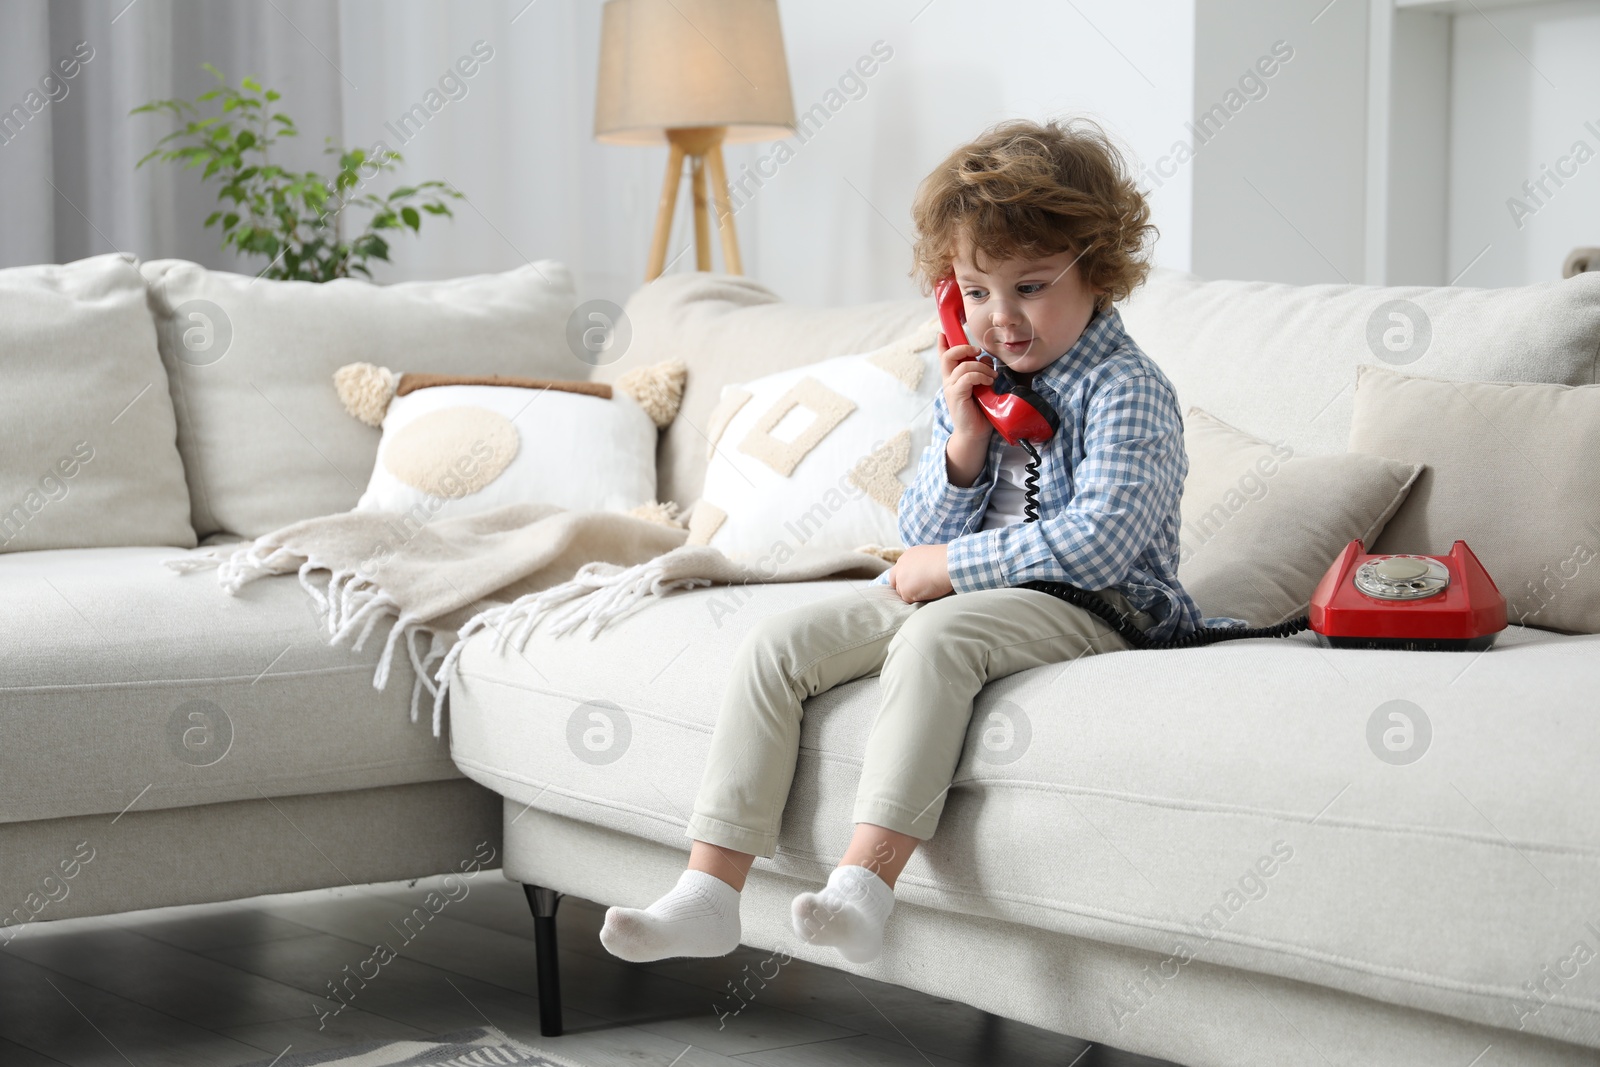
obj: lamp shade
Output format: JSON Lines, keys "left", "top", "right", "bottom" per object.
{"left": 595, "top": 0, "right": 796, "bottom": 145}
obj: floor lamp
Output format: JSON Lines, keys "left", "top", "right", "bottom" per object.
{"left": 594, "top": 0, "right": 797, "bottom": 282}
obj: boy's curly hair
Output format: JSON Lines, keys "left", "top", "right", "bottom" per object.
{"left": 909, "top": 117, "right": 1155, "bottom": 310}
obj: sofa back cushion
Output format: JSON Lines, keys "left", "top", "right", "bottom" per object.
{"left": 141, "top": 259, "right": 579, "bottom": 539}
{"left": 1119, "top": 269, "right": 1600, "bottom": 457}
{"left": 607, "top": 267, "right": 1600, "bottom": 521}
{"left": 595, "top": 273, "right": 930, "bottom": 508}
{"left": 0, "top": 254, "right": 196, "bottom": 552}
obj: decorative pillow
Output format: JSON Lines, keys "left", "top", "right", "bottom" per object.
{"left": 687, "top": 321, "right": 942, "bottom": 557}
{"left": 0, "top": 254, "right": 196, "bottom": 552}
{"left": 1350, "top": 364, "right": 1600, "bottom": 634}
{"left": 337, "top": 362, "right": 686, "bottom": 521}
{"left": 593, "top": 271, "right": 936, "bottom": 508}
{"left": 140, "top": 258, "right": 580, "bottom": 539}
{"left": 1179, "top": 408, "right": 1422, "bottom": 626}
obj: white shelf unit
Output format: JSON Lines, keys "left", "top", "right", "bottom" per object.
{"left": 1193, "top": 0, "right": 1596, "bottom": 286}
{"left": 1368, "top": 0, "right": 1598, "bottom": 284}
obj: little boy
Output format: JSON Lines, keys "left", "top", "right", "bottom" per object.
{"left": 600, "top": 117, "right": 1210, "bottom": 965}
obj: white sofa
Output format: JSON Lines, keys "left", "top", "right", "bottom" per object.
{"left": 446, "top": 269, "right": 1600, "bottom": 1067}
{"left": 4, "top": 253, "right": 1597, "bottom": 1067}
{"left": 0, "top": 252, "right": 587, "bottom": 936}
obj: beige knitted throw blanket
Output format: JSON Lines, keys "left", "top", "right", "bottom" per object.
{"left": 166, "top": 502, "right": 894, "bottom": 735}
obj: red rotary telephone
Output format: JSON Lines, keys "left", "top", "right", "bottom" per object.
{"left": 928, "top": 272, "right": 1508, "bottom": 653}
{"left": 1309, "top": 539, "right": 1507, "bottom": 651}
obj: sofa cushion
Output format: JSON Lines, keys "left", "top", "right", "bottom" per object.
{"left": 594, "top": 273, "right": 931, "bottom": 508}
{"left": 1351, "top": 364, "right": 1600, "bottom": 634}
{"left": 691, "top": 322, "right": 944, "bottom": 554}
{"left": 140, "top": 259, "right": 579, "bottom": 539}
{"left": 1179, "top": 408, "right": 1421, "bottom": 625}
{"left": 354, "top": 382, "right": 659, "bottom": 521}
{"left": 1119, "top": 269, "right": 1600, "bottom": 458}
{"left": 446, "top": 579, "right": 1600, "bottom": 1047}
{"left": 0, "top": 547, "right": 463, "bottom": 825}
{"left": 0, "top": 254, "right": 195, "bottom": 553}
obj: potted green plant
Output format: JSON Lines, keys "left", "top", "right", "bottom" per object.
{"left": 133, "top": 65, "right": 461, "bottom": 282}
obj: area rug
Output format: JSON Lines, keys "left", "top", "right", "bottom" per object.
{"left": 238, "top": 1025, "right": 589, "bottom": 1067}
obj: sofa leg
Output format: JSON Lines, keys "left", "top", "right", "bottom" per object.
{"left": 522, "top": 884, "right": 563, "bottom": 1037}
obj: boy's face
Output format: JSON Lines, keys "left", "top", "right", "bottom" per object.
{"left": 953, "top": 237, "right": 1105, "bottom": 375}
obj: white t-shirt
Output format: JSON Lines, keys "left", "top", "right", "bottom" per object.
{"left": 980, "top": 442, "right": 1036, "bottom": 531}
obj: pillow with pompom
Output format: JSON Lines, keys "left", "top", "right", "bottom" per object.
{"left": 335, "top": 361, "right": 685, "bottom": 523}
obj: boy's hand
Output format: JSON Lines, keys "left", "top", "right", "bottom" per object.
{"left": 888, "top": 543, "right": 953, "bottom": 603}
{"left": 938, "top": 330, "right": 998, "bottom": 446}
{"left": 938, "top": 330, "right": 996, "bottom": 488}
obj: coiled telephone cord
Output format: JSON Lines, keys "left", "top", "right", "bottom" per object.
{"left": 1012, "top": 439, "right": 1307, "bottom": 649}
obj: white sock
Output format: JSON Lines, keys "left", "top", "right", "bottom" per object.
{"left": 790, "top": 864, "right": 895, "bottom": 963}
{"left": 599, "top": 869, "right": 741, "bottom": 962}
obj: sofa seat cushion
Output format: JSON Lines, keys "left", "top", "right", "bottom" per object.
{"left": 0, "top": 547, "right": 462, "bottom": 825}
{"left": 447, "top": 580, "right": 1600, "bottom": 1046}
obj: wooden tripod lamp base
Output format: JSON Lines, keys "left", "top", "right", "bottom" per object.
{"left": 646, "top": 125, "right": 742, "bottom": 282}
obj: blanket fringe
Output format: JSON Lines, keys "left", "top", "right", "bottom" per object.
{"left": 431, "top": 610, "right": 490, "bottom": 738}
{"left": 165, "top": 541, "right": 304, "bottom": 593}
{"left": 531, "top": 558, "right": 712, "bottom": 638}
{"left": 409, "top": 625, "right": 448, "bottom": 735}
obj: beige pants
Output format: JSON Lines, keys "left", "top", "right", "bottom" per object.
{"left": 686, "top": 583, "right": 1151, "bottom": 858}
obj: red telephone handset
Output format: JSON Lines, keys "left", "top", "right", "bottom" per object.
{"left": 935, "top": 273, "right": 1059, "bottom": 447}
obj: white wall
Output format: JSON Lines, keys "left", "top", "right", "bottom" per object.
{"left": 335, "top": 0, "right": 1197, "bottom": 307}
{"left": 335, "top": 0, "right": 1600, "bottom": 296}
{"left": 1446, "top": 0, "right": 1600, "bottom": 286}
{"left": 21, "top": 1, "right": 1596, "bottom": 296}
{"left": 721, "top": 0, "right": 1196, "bottom": 306}
{"left": 325, "top": 0, "right": 1600, "bottom": 297}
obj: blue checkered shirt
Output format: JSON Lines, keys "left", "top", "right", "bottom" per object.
{"left": 876, "top": 304, "right": 1242, "bottom": 641}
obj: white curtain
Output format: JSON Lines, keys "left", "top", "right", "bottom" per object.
{"left": 0, "top": 0, "right": 656, "bottom": 302}
{"left": 0, "top": 0, "right": 345, "bottom": 272}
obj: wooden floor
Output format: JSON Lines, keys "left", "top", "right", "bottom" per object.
{"left": 0, "top": 873, "right": 1179, "bottom": 1067}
